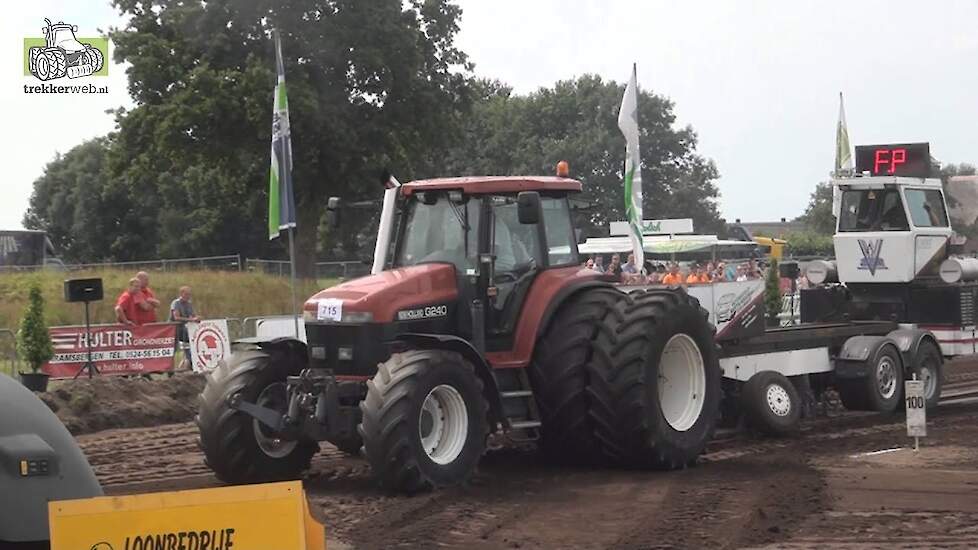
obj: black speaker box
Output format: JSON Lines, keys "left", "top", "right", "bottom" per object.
{"left": 64, "top": 278, "right": 104, "bottom": 303}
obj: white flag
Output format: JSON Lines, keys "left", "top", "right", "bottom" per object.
{"left": 835, "top": 92, "right": 853, "bottom": 175}
{"left": 618, "top": 64, "right": 644, "bottom": 268}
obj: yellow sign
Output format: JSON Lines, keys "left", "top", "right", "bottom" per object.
{"left": 49, "top": 481, "right": 325, "bottom": 550}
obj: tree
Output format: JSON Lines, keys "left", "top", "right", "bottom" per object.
{"left": 441, "top": 75, "right": 723, "bottom": 237}
{"left": 23, "top": 138, "right": 127, "bottom": 262}
{"left": 783, "top": 230, "right": 834, "bottom": 257}
{"left": 102, "top": 0, "right": 473, "bottom": 273}
{"left": 794, "top": 181, "right": 835, "bottom": 235}
{"left": 17, "top": 283, "right": 53, "bottom": 373}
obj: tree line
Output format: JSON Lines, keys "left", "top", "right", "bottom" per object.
{"left": 25, "top": 0, "right": 722, "bottom": 274}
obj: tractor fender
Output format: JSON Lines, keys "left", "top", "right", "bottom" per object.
{"left": 393, "top": 333, "right": 506, "bottom": 431}
{"left": 536, "top": 279, "right": 619, "bottom": 340}
{"left": 886, "top": 329, "right": 940, "bottom": 373}
{"left": 218, "top": 337, "right": 308, "bottom": 381}
{"left": 834, "top": 335, "right": 903, "bottom": 380}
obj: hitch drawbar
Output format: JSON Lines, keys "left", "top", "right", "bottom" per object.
{"left": 227, "top": 368, "right": 361, "bottom": 442}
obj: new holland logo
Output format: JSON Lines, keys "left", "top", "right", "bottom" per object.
{"left": 857, "top": 239, "right": 887, "bottom": 274}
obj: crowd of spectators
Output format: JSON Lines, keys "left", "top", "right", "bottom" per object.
{"left": 582, "top": 254, "right": 766, "bottom": 285}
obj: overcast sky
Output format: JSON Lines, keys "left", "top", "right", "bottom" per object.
{"left": 3, "top": 1, "right": 977, "bottom": 231}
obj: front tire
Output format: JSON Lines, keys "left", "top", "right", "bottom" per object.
{"left": 589, "top": 289, "right": 722, "bottom": 469}
{"left": 359, "top": 349, "right": 489, "bottom": 493}
{"left": 196, "top": 349, "right": 318, "bottom": 483}
{"left": 742, "top": 371, "right": 801, "bottom": 436}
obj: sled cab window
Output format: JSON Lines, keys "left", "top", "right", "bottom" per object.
{"left": 904, "top": 189, "right": 949, "bottom": 228}
{"left": 838, "top": 188, "right": 909, "bottom": 232}
{"left": 395, "top": 193, "right": 481, "bottom": 270}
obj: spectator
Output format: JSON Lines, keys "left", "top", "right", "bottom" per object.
{"left": 686, "top": 264, "right": 709, "bottom": 285}
{"left": 724, "top": 262, "right": 738, "bottom": 282}
{"left": 592, "top": 255, "right": 605, "bottom": 273}
{"left": 169, "top": 286, "right": 200, "bottom": 341}
{"left": 135, "top": 271, "right": 161, "bottom": 323}
{"left": 115, "top": 278, "right": 144, "bottom": 326}
{"left": 661, "top": 263, "right": 683, "bottom": 285}
{"left": 584, "top": 258, "right": 595, "bottom": 270}
{"left": 608, "top": 253, "right": 623, "bottom": 278}
{"left": 622, "top": 253, "right": 639, "bottom": 274}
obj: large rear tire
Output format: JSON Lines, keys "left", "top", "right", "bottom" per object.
{"left": 359, "top": 349, "right": 488, "bottom": 493}
{"left": 588, "top": 289, "right": 722, "bottom": 469}
{"left": 196, "top": 349, "right": 318, "bottom": 483}
{"left": 529, "top": 287, "right": 623, "bottom": 461}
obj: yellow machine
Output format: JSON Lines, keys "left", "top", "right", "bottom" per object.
{"left": 49, "top": 481, "right": 325, "bottom": 550}
{"left": 752, "top": 235, "right": 787, "bottom": 259}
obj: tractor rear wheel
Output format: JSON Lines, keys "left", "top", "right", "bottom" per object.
{"left": 359, "top": 349, "right": 489, "bottom": 493}
{"left": 588, "top": 289, "right": 721, "bottom": 469}
{"left": 837, "top": 343, "right": 903, "bottom": 414}
{"left": 196, "top": 349, "right": 318, "bottom": 483}
{"left": 84, "top": 45, "right": 104, "bottom": 72}
{"left": 36, "top": 49, "right": 67, "bottom": 80}
{"left": 529, "top": 286, "right": 623, "bottom": 462}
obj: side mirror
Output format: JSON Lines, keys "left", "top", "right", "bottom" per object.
{"left": 517, "top": 191, "right": 542, "bottom": 225}
{"left": 72, "top": 25, "right": 79, "bottom": 32}
{"left": 325, "top": 197, "right": 342, "bottom": 229}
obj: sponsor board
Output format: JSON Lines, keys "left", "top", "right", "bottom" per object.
{"left": 43, "top": 323, "right": 176, "bottom": 378}
{"left": 48, "top": 481, "right": 325, "bottom": 550}
{"left": 188, "top": 319, "right": 231, "bottom": 373}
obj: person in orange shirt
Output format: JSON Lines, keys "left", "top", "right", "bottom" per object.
{"left": 686, "top": 264, "right": 711, "bottom": 285}
{"left": 661, "top": 263, "right": 683, "bottom": 285}
{"left": 135, "top": 271, "right": 161, "bottom": 324}
{"left": 115, "top": 277, "right": 144, "bottom": 326}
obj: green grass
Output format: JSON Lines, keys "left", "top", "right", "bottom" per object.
{"left": 0, "top": 268, "right": 338, "bottom": 342}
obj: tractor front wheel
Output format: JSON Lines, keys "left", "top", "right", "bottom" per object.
{"left": 196, "top": 349, "right": 318, "bottom": 484}
{"left": 359, "top": 349, "right": 489, "bottom": 493}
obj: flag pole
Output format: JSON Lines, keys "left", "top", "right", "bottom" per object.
{"left": 287, "top": 225, "right": 299, "bottom": 338}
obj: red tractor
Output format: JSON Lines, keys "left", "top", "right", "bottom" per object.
{"left": 197, "top": 172, "right": 721, "bottom": 493}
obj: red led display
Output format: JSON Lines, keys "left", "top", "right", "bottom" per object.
{"left": 855, "top": 143, "right": 930, "bottom": 177}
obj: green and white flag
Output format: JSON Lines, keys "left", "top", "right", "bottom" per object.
{"left": 835, "top": 92, "right": 853, "bottom": 176}
{"left": 268, "top": 29, "right": 296, "bottom": 240}
{"left": 618, "top": 64, "right": 644, "bottom": 268}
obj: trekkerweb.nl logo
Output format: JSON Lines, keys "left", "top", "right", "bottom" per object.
{"left": 22, "top": 18, "right": 108, "bottom": 94}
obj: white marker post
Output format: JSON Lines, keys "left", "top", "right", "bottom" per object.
{"left": 905, "top": 374, "right": 926, "bottom": 452}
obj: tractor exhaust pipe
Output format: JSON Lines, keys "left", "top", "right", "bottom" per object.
{"left": 372, "top": 172, "right": 401, "bottom": 274}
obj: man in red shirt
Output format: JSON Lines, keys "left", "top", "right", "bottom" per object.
{"left": 115, "top": 278, "right": 145, "bottom": 325}
{"left": 135, "top": 271, "right": 161, "bottom": 324}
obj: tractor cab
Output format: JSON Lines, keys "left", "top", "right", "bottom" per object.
{"left": 306, "top": 173, "right": 596, "bottom": 377}
{"left": 832, "top": 143, "right": 952, "bottom": 284}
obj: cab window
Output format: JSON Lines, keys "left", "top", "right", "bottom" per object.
{"left": 838, "top": 189, "right": 909, "bottom": 232}
{"left": 541, "top": 197, "right": 577, "bottom": 266}
{"left": 904, "top": 189, "right": 948, "bottom": 228}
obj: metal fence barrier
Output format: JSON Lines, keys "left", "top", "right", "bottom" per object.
{"left": 245, "top": 259, "right": 369, "bottom": 279}
{"left": 0, "top": 254, "right": 243, "bottom": 273}
{"left": 779, "top": 293, "right": 801, "bottom": 326}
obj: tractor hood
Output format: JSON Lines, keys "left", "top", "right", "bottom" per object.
{"left": 303, "top": 263, "right": 458, "bottom": 323}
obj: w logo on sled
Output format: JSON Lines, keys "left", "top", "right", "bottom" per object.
{"left": 857, "top": 238, "right": 887, "bottom": 275}
{"left": 25, "top": 19, "right": 106, "bottom": 81}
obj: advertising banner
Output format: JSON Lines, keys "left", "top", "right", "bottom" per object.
{"left": 43, "top": 323, "right": 177, "bottom": 378}
{"left": 188, "top": 319, "right": 231, "bottom": 373}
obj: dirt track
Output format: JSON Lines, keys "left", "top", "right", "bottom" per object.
{"left": 73, "top": 364, "right": 978, "bottom": 549}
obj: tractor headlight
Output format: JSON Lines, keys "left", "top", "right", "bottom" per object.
{"left": 337, "top": 347, "right": 354, "bottom": 361}
{"left": 341, "top": 311, "right": 373, "bottom": 323}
